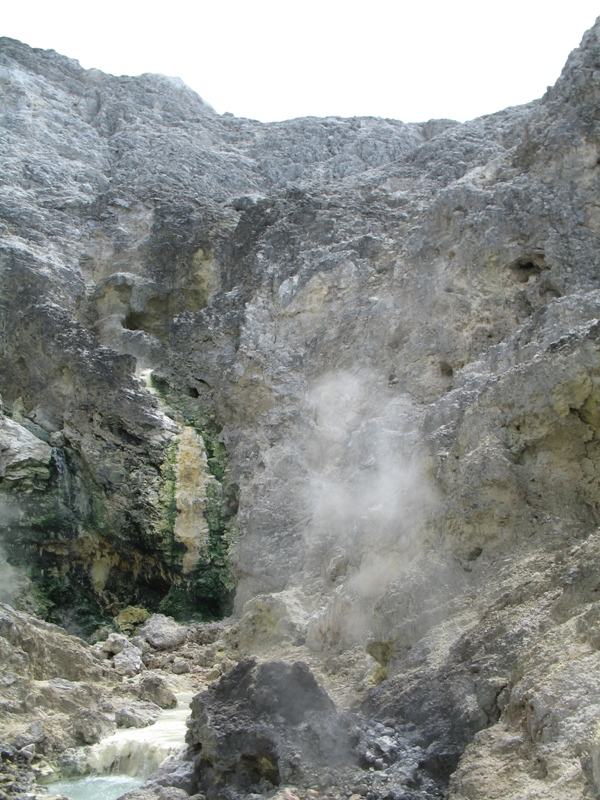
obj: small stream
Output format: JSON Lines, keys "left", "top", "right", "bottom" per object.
{"left": 48, "top": 692, "right": 193, "bottom": 800}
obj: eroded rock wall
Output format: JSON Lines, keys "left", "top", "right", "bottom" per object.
{"left": 1, "top": 18, "right": 600, "bottom": 798}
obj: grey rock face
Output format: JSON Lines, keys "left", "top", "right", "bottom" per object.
{"left": 0, "top": 603, "right": 107, "bottom": 682}
{"left": 1, "top": 17, "right": 600, "bottom": 799}
{"left": 0, "top": 603, "right": 117, "bottom": 768}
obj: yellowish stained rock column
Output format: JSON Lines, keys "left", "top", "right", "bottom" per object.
{"left": 173, "top": 426, "right": 212, "bottom": 573}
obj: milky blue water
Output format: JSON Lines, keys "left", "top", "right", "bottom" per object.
{"left": 49, "top": 774, "right": 143, "bottom": 800}
{"left": 47, "top": 692, "right": 194, "bottom": 800}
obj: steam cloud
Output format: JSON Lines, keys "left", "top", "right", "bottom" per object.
{"left": 0, "top": 499, "right": 25, "bottom": 607}
{"left": 297, "top": 369, "right": 437, "bottom": 650}
{"left": 0, "top": 544, "right": 22, "bottom": 606}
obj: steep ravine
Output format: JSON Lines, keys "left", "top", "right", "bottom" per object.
{"left": 2, "top": 17, "right": 600, "bottom": 799}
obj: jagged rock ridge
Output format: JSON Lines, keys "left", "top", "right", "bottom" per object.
{"left": 1, "top": 18, "right": 600, "bottom": 799}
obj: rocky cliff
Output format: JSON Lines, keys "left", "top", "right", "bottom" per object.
{"left": 2, "top": 18, "right": 600, "bottom": 798}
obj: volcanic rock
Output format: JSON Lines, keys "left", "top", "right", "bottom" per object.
{"left": 1, "top": 17, "right": 600, "bottom": 799}
{"left": 186, "top": 659, "right": 356, "bottom": 795}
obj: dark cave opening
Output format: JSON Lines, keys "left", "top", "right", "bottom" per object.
{"left": 509, "top": 257, "right": 547, "bottom": 284}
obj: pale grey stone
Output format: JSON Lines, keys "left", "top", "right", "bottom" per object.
{"left": 138, "top": 615, "right": 189, "bottom": 651}
{"left": 71, "top": 709, "right": 115, "bottom": 745}
{"left": 115, "top": 702, "right": 161, "bottom": 728}
{"left": 112, "top": 645, "right": 144, "bottom": 675}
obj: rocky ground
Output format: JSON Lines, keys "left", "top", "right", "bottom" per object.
{"left": 2, "top": 14, "right": 600, "bottom": 800}
{"left": 0, "top": 606, "right": 448, "bottom": 800}
{"left": 0, "top": 607, "right": 203, "bottom": 795}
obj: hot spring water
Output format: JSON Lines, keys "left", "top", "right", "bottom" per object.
{"left": 48, "top": 693, "right": 194, "bottom": 800}
{"left": 49, "top": 775, "right": 143, "bottom": 800}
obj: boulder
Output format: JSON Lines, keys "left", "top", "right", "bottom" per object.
{"left": 138, "top": 615, "right": 189, "bottom": 651}
{"left": 114, "top": 606, "right": 151, "bottom": 634}
{"left": 115, "top": 702, "right": 162, "bottom": 728}
{"left": 138, "top": 673, "right": 177, "bottom": 709}
{"left": 99, "top": 632, "right": 144, "bottom": 674}
{"left": 0, "top": 415, "right": 52, "bottom": 485}
{"left": 171, "top": 659, "right": 190, "bottom": 675}
{"left": 12, "top": 721, "right": 45, "bottom": 749}
{"left": 71, "top": 709, "right": 115, "bottom": 745}
{"left": 112, "top": 645, "right": 144, "bottom": 676}
{"left": 101, "top": 633, "right": 130, "bottom": 655}
{"left": 0, "top": 604, "right": 108, "bottom": 682}
{"left": 186, "top": 659, "right": 356, "bottom": 795}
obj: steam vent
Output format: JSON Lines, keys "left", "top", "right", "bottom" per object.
{"left": 2, "top": 18, "right": 600, "bottom": 800}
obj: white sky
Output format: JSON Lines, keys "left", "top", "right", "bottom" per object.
{"left": 2, "top": 2, "right": 599, "bottom": 123}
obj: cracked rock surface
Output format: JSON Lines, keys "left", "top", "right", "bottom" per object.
{"left": 2, "top": 16, "right": 600, "bottom": 800}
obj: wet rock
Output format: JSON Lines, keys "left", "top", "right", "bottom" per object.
{"left": 150, "top": 755, "right": 197, "bottom": 791}
{"left": 55, "top": 746, "right": 91, "bottom": 777}
{"left": 121, "top": 788, "right": 190, "bottom": 800}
